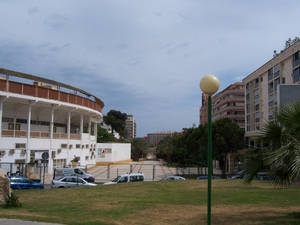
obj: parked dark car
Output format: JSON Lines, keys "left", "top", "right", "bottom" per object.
{"left": 197, "top": 175, "right": 220, "bottom": 180}
{"left": 227, "top": 170, "right": 245, "bottom": 179}
{"left": 257, "top": 173, "right": 273, "bottom": 180}
{"left": 9, "top": 176, "right": 44, "bottom": 190}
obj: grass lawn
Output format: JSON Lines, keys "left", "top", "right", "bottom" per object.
{"left": 1, "top": 179, "right": 300, "bottom": 225}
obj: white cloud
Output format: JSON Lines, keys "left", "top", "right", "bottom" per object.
{"left": 0, "top": 0, "right": 299, "bottom": 136}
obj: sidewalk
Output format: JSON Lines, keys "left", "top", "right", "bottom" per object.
{"left": 0, "top": 218, "right": 63, "bottom": 225}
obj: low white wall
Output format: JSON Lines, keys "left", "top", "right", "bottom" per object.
{"left": 95, "top": 143, "right": 131, "bottom": 163}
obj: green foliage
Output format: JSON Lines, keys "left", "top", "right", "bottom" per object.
{"left": 71, "top": 155, "right": 79, "bottom": 162}
{"left": 156, "top": 119, "right": 245, "bottom": 169}
{"left": 131, "top": 138, "right": 147, "bottom": 160}
{"left": 97, "top": 125, "right": 116, "bottom": 143}
{"left": 4, "top": 192, "right": 22, "bottom": 208}
{"left": 28, "top": 157, "right": 35, "bottom": 166}
{"left": 212, "top": 118, "right": 245, "bottom": 176}
{"left": 156, "top": 136, "right": 175, "bottom": 163}
{"left": 212, "top": 117, "right": 245, "bottom": 154}
{"left": 243, "top": 101, "right": 300, "bottom": 187}
{"left": 103, "top": 110, "right": 127, "bottom": 138}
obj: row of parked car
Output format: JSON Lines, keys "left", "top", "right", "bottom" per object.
{"left": 9, "top": 175, "right": 97, "bottom": 190}
{"left": 161, "top": 175, "right": 221, "bottom": 180}
{"left": 8, "top": 167, "right": 97, "bottom": 190}
{"left": 11, "top": 167, "right": 273, "bottom": 190}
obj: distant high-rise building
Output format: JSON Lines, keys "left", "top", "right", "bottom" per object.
{"left": 125, "top": 115, "right": 136, "bottom": 140}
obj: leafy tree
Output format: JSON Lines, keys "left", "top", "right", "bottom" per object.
{"left": 103, "top": 110, "right": 127, "bottom": 138}
{"left": 171, "top": 132, "right": 187, "bottom": 163}
{"left": 212, "top": 118, "right": 245, "bottom": 177}
{"left": 131, "top": 138, "right": 147, "bottom": 161}
{"left": 156, "top": 136, "right": 175, "bottom": 164}
{"left": 184, "top": 125, "right": 207, "bottom": 166}
{"left": 97, "top": 125, "right": 115, "bottom": 143}
{"left": 243, "top": 101, "right": 300, "bottom": 187}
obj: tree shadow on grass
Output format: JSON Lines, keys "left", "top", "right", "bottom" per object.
{"left": 289, "top": 212, "right": 300, "bottom": 219}
{"left": 211, "top": 208, "right": 300, "bottom": 225}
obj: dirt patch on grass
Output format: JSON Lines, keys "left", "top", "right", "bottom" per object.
{"left": 112, "top": 205, "right": 300, "bottom": 225}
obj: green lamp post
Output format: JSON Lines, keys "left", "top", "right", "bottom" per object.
{"left": 199, "top": 74, "right": 220, "bottom": 225}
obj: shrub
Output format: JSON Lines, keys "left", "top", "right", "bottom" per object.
{"left": 4, "top": 192, "right": 22, "bottom": 208}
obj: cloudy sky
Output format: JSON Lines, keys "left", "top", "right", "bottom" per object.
{"left": 0, "top": 1, "right": 299, "bottom": 137}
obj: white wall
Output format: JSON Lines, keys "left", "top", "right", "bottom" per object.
{"left": 95, "top": 143, "right": 131, "bottom": 163}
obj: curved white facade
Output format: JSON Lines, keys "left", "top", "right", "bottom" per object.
{"left": 0, "top": 68, "right": 104, "bottom": 173}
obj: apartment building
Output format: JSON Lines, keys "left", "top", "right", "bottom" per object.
{"left": 200, "top": 82, "right": 245, "bottom": 129}
{"left": 147, "top": 131, "right": 175, "bottom": 146}
{"left": 125, "top": 115, "right": 136, "bottom": 140}
{"left": 212, "top": 82, "right": 245, "bottom": 128}
{"left": 199, "top": 93, "right": 209, "bottom": 125}
{"left": 243, "top": 40, "right": 300, "bottom": 148}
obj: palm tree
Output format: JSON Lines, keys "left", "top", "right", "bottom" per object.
{"left": 243, "top": 101, "right": 300, "bottom": 187}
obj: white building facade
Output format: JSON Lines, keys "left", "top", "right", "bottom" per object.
{"left": 0, "top": 68, "right": 104, "bottom": 173}
{"left": 242, "top": 40, "right": 300, "bottom": 148}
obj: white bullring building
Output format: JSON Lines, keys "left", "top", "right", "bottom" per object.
{"left": 0, "top": 68, "right": 131, "bottom": 174}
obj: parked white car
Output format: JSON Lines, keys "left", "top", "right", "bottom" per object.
{"left": 103, "top": 173, "right": 145, "bottom": 185}
{"left": 51, "top": 176, "right": 97, "bottom": 188}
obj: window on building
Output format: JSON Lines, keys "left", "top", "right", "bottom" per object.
{"left": 268, "top": 101, "right": 274, "bottom": 107}
{"left": 61, "top": 144, "right": 68, "bottom": 149}
{"left": 293, "top": 51, "right": 300, "bottom": 67}
{"left": 16, "top": 119, "right": 27, "bottom": 124}
{"left": 49, "top": 126, "right": 57, "bottom": 133}
{"left": 254, "top": 78, "right": 259, "bottom": 88}
{"left": 8, "top": 123, "right": 20, "bottom": 130}
{"left": 2, "top": 117, "right": 13, "bottom": 122}
{"left": 268, "top": 68, "right": 273, "bottom": 81}
{"left": 268, "top": 82, "right": 273, "bottom": 94}
{"left": 15, "top": 124, "right": 20, "bottom": 130}
{"left": 274, "top": 64, "right": 280, "bottom": 72}
{"left": 274, "top": 78, "right": 280, "bottom": 91}
{"left": 293, "top": 66, "right": 300, "bottom": 83}
{"left": 254, "top": 112, "right": 260, "bottom": 123}
{"left": 15, "top": 143, "right": 26, "bottom": 148}
{"left": 254, "top": 89, "right": 259, "bottom": 100}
